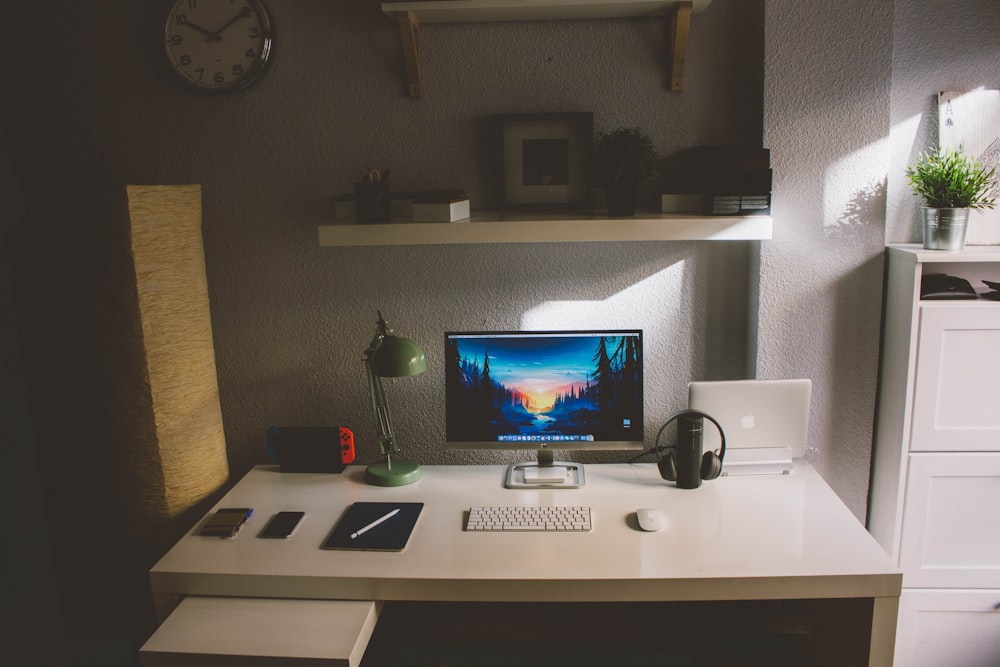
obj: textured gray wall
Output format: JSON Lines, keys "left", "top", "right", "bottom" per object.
{"left": 91, "top": 0, "right": 764, "bottom": 475}
{"left": 759, "top": 0, "right": 1000, "bottom": 519}
{"left": 758, "top": 0, "right": 894, "bottom": 518}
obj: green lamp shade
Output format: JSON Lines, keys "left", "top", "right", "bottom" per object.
{"left": 372, "top": 336, "right": 427, "bottom": 378}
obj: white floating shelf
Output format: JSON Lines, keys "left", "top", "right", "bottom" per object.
{"left": 318, "top": 212, "right": 772, "bottom": 247}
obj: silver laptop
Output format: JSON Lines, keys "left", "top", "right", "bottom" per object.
{"left": 687, "top": 379, "right": 812, "bottom": 475}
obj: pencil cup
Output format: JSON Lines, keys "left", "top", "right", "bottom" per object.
{"left": 355, "top": 180, "right": 390, "bottom": 224}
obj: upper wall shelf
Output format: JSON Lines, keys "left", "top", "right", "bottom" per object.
{"left": 381, "top": 0, "right": 712, "bottom": 97}
{"left": 318, "top": 211, "right": 771, "bottom": 247}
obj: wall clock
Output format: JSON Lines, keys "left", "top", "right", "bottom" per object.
{"left": 164, "top": 0, "right": 274, "bottom": 93}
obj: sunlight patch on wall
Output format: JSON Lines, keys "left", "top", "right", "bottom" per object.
{"left": 520, "top": 261, "right": 686, "bottom": 332}
{"left": 823, "top": 135, "right": 891, "bottom": 240}
{"left": 892, "top": 112, "right": 923, "bottom": 163}
{"left": 885, "top": 112, "right": 925, "bottom": 241}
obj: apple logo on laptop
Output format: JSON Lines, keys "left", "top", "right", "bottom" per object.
{"left": 741, "top": 412, "right": 755, "bottom": 429}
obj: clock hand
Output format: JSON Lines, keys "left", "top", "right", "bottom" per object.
{"left": 183, "top": 20, "right": 223, "bottom": 41}
{"left": 207, "top": 10, "right": 247, "bottom": 39}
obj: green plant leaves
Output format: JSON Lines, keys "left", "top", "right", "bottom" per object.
{"left": 591, "top": 127, "right": 659, "bottom": 186}
{"left": 906, "top": 146, "right": 997, "bottom": 210}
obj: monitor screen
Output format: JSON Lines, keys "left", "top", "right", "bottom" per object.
{"left": 444, "top": 330, "right": 644, "bottom": 453}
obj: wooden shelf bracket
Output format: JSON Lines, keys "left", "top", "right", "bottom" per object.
{"left": 384, "top": 1, "right": 706, "bottom": 97}
{"left": 397, "top": 11, "right": 423, "bottom": 98}
{"left": 668, "top": 1, "right": 692, "bottom": 91}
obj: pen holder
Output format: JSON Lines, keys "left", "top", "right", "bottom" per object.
{"left": 355, "top": 179, "right": 390, "bottom": 224}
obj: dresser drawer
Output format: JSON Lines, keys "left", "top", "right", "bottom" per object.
{"left": 910, "top": 305, "right": 1000, "bottom": 452}
{"left": 895, "top": 589, "right": 1000, "bottom": 667}
{"left": 899, "top": 453, "right": 1000, "bottom": 588}
{"left": 140, "top": 597, "right": 380, "bottom": 667}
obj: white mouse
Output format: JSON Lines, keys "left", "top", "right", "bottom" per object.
{"left": 635, "top": 508, "right": 667, "bottom": 532}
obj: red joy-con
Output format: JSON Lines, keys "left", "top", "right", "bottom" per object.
{"left": 339, "top": 427, "right": 356, "bottom": 464}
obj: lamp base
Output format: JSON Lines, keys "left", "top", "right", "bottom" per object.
{"left": 365, "top": 458, "right": 422, "bottom": 486}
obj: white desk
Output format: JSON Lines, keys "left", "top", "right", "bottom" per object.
{"left": 148, "top": 463, "right": 900, "bottom": 665}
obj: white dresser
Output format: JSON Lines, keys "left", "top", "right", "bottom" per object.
{"left": 869, "top": 244, "right": 1000, "bottom": 666}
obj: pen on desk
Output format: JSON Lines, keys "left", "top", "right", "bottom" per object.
{"left": 350, "top": 508, "right": 400, "bottom": 539}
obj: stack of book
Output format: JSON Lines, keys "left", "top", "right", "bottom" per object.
{"left": 335, "top": 190, "right": 470, "bottom": 223}
{"left": 660, "top": 147, "right": 772, "bottom": 216}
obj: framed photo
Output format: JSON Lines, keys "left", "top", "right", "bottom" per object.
{"left": 497, "top": 112, "right": 593, "bottom": 209}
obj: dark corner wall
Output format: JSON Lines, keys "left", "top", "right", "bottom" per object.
{"left": 1, "top": 3, "right": 149, "bottom": 665}
{"left": 1, "top": 121, "right": 70, "bottom": 666}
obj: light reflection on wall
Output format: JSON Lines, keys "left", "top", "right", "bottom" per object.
{"left": 520, "top": 260, "right": 687, "bottom": 332}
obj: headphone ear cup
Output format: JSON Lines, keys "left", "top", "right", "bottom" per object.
{"left": 658, "top": 451, "right": 678, "bottom": 481}
{"left": 701, "top": 451, "right": 722, "bottom": 480}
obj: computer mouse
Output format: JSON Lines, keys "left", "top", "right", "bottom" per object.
{"left": 635, "top": 508, "right": 667, "bottom": 532}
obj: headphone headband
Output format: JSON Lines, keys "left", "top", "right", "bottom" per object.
{"left": 654, "top": 408, "right": 726, "bottom": 461}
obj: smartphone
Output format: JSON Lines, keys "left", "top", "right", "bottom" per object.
{"left": 258, "top": 511, "right": 305, "bottom": 539}
{"left": 200, "top": 507, "right": 253, "bottom": 538}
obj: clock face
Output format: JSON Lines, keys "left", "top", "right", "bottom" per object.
{"left": 164, "top": 0, "right": 273, "bottom": 93}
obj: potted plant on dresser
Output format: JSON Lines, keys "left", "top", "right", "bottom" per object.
{"left": 905, "top": 146, "right": 996, "bottom": 250}
{"left": 591, "top": 127, "right": 659, "bottom": 217}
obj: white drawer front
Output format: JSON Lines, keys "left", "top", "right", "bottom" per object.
{"left": 911, "top": 305, "right": 1000, "bottom": 451}
{"left": 140, "top": 597, "right": 381, "bottom": 666}
{"left": 900, "top": 453, "right": 1000, "bottom": 588}
{"left": 896, "top": 589, "right": 1000, "bottom": 667}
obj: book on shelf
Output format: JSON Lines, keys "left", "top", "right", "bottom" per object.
{"left": 334, "top": 192, "right": 413, "bottom": 221}
{"left": 659, "top": 146, "right": 772, "bottom": 216}
{"left": 661, "top": 194, "right": 702, "bottom": 213}
{"left": 661, "top": 192, "right": 771, "bottom": 216}
{"left": 411, "top": 195, "right": 471, "bottom": 223}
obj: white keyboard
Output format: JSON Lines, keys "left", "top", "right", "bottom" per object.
{"left": 465, "top": 506, "right": 592, "bottom": 531}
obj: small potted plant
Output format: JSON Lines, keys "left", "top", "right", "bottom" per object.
{"left": 906, "top": 146, "right": 996, "bottom": 250}
{"left": 591, "top": 127, "right": 659, "bottom": 217}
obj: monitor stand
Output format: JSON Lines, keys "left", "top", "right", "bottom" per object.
{"left": 504, "top": 450, "right": 585, "bottom": 489}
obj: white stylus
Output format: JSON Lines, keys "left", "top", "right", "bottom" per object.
{"left": 350, "top": 508, "right": 400, "bottom": 539}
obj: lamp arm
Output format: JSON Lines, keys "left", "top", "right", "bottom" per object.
{"left": 365, "top": 355, "right": 398, "bottom": 459}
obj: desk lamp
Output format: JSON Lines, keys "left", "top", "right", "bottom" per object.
{"left": 364, "top": 312, "right": 427, "bottom": 486}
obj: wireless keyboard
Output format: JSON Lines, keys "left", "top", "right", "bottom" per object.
{"left": 465, "top": 506, "right": 592, "bottom": 531}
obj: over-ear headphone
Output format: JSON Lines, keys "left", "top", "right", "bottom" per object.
{"left": 654, "top": 409, "right": 727, "bottom": 484}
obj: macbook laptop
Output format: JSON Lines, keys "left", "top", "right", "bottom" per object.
{"left": 687, "top": 379, "right": 812, "bottom": 475}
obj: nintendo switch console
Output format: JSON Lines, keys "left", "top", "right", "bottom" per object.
{"left": 266, "top": 426, "right": 355, "bottom": 473}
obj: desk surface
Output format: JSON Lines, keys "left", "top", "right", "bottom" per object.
{"left": 150, "top": 463, "right": 900, "bottom": 605}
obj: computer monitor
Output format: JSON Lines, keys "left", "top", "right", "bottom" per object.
{"left": 444, "top": 330, "right": 644, "bottom": 488}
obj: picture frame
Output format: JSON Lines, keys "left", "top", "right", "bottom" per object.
{"left": 497, "top": 112, "right": 593, "bottom": 210}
